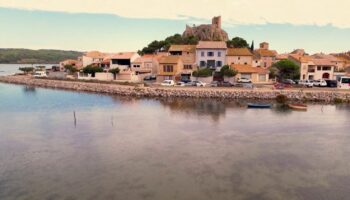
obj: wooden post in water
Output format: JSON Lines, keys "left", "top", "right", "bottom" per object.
{"left": 73, "top": 111, "right": 77, "bottom": 127}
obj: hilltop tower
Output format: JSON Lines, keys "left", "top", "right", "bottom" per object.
{"left": 212, "top": 16, "right": 222, "bottom": 29}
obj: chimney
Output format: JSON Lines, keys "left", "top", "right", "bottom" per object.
{"left": 260, "top": 42, "right": 269, "bottom": 50}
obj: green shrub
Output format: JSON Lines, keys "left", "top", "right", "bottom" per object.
{"left": 192, "top": 68, "right": 213, "bottom": 77}
{"left": 83, "top": 65, "right": 103, "bottom": 77}
{"left": 19, "top": 67, "right": 34, "bottom": 74}
{"left": 220, "top": 65, "right": 237, "bottom": 77}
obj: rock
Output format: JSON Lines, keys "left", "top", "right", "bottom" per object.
{"left": 183, "top": 16, "right": 229, "bottom": 41}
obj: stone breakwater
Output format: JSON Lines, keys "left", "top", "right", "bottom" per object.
{"left": 1, "top": 76, "right": 350, "bottom": 103}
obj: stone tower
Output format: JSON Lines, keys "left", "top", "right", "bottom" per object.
{"left": 212, "top": 16, "right": 222, "bottom": 29}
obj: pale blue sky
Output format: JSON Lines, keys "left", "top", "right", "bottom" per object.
{"left": 0, "top": 7, "right": 349, "bottom": 54}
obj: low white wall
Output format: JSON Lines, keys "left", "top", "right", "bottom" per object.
{"left": 191, "top": 76, "right": 213, "bottom": 84}
{"left": 95, "top": 73, "right": 114, "bottom": 81}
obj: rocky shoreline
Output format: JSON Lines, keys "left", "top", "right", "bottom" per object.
{"left": 1, "top": 76, "right": 350, "bottom": 103}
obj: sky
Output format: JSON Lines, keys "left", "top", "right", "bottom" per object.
{"left": 0, "top": 0, "right": 349, "bottom": 54}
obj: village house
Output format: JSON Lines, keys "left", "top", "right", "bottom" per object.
{"left": 59, "top": 59, "right": 82, "bottom": 71}
{"left": 230, "top": 64, "right": 269, "bottom": 83}
{"left": 226, "top": 48, "right": 253, "bottom": 66}
{"left": 196, "top": 41, "right": 227, "bottom": 70}
{"left": 169, "top": 45, "right": 197, "bottom": 81}
{"left": 109, "top": 52, "right": 140, "bottom": 71}
{"left": 82, "top": 51, "right": 106, "bottom": 67}
{"left": 289, "top": 54, "right": 336, "bottom": 80}
{"left": 253, "top": 42, "right": 277, "bottom": 68}
{"left": 131, "top": 54, "right": 161, "bottom": 75}
{"left": 157, "top": 56, "right": 184, "bottom": 82}
{"left": 313, "top": 53, "right": 346, "bottom": 72}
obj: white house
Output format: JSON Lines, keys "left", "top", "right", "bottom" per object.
{"left": 82, "top": 51, "right": 106, "bottom": 67}
{"left": 110, "top": 52, "right": 140, "bottom": 71}
{"left": 196, "top": 41, "right": 227, "bottom": 70}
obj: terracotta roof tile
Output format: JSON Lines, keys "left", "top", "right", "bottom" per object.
{"left": 169, "top": 45, "right": 196, "bottom": 53}
{"left": 231, "top": 64, "right": 268, "bottom": 74}
{"left": 255, "top": 49, "right": 277, "bottom": 57}
{"left": 110, "top": 52, "right": 137, "bottom": 59}
{"left": 227, "top": 48, "right": 253, "bottom": 56}
{"left": 159, "top": 56, "right": 181, "bottom": 64}
{"left": 196, "top": 41, "right": 227, "bottom": 49}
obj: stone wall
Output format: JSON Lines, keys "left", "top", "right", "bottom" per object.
{"left": 1, "top": 76, "right": 350, "bottom": 103}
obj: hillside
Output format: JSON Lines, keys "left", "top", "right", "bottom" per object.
{"left": 0, "top": 49, "right": 83, "bottom": 64}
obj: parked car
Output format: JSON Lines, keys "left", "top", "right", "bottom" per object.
{"left": 282, "top": 79, "right": 296, "bottom": 85}
{"left": 192, "top": 80, "right": 207, "bottom": 87}
{"left": 299, "top": 80, "right": 313, "bottom": 87}
{"left": 185, "top": 81, "right": 195, "bottom": 86}
{"left": 219, "top": 81, "right": 234, "bottom": 87}
{"left": 325, "top": 79, "right": 338, "bottom": 88}
{"left": 274, "top": 83, "right": 285, "bottom": 90}
{"left": 33, "top": 71, "right": 47, "bottom": 78}
{"left": 237, "top": 77, "right": 252, "bottom": 83}
{"left": 144, "top": 75, "right": 156, "bottom": 81}
{"left": 161, "top": 80, "right": 175, "bottom": 86}
{"left": 209, "top": 81, "right": 219, "bottom": 87}
{"left": 338, "top": 77, "right": 350, "bottom": 89}
{"left": 313, "top": 79, "right": 327, "bottom": 87}
{"left": 180, "top": 79, "right": 192, "bottom": 83}
{"left": 175, "top": 82, "right": 186, "bottom": 87}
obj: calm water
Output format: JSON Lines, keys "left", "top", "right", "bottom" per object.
{"left": 0, "top": 83, "right": 350, "bottom": 200}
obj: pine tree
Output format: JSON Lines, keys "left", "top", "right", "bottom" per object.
{"left": 250, "top": 40, "right": 255, "bottom": 51}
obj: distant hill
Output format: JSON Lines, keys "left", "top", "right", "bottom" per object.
{"left": 0, "top": 48, "right": 83, "bottom": 64}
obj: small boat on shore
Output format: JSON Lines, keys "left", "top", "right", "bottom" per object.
{"left": 288, "top": 104, "right": 307, "bottom": 111}
{"left": 247, "top": 103, "right": 272, "bottom": 109}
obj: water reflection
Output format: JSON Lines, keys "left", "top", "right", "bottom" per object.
{"left": 22, "top": 86, "right": 36, "bottom": 94}
{"left": 1, "top": 83, "right": 350, "bottom": 200}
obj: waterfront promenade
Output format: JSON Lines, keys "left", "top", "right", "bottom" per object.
{"left": 1, "top": 75, "right": 350, "bottom": 103}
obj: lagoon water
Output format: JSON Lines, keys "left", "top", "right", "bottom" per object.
{"left": 0, "top": 82, "right": 350, "bottom": 200}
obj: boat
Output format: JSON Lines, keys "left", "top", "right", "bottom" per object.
{"left": 288, "top": 104, "right": 307, "bottom": 111}
{"left": 247, "top": 103, "right": 272, "bottom": 109}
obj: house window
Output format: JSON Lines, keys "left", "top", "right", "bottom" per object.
{"left": 163, "top": 65, "right": 174, "bottom": 72}
{"left": 207, "top": 52, "right": 214, "bottom": 57}
{"left": 184, "top": 65, "right": 192, "bottom": 70}
{"left": 200, "top": 61, "right": 206, "bottom": 67}
{"left": 218, "top": 52, "right": 222, "bottom": 57}
{"left": 323, "top": 66, "right": 331, "bottom": 71}
{"left": 259, "top": 74, "right": 266, "bottom": 82}
{"left": 317, "top": 66, "right": 321, "bottom": 71}
{"left": 201, "top": 52, "right": 205, "bottom": 57}
{"left": 238, "top": 57, "right": 241, "bottom": 60}
{"left": 216, "top": 61, "right": 222, "bottom": 67}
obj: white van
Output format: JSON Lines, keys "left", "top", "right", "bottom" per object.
{"left": 33, "top": 71, "right": 47, "bottom": 78}
{"left": 161, "top": 80, "right": 175, "bottom": 87}
{"left": 338, "top": 77, "right": 350, "bottom": 89}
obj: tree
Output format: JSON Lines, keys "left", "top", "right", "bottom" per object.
{"left": 227, "top": 37, "right": 249, "bottom": 48}
{"left": 108, "top": 68, "right": 120, "bottom": 79}
{"left": 64, "top": 64, "right": 78, "bottom": 73}
{"left": 272, "top": 59, "right": 300, "bottom": 80}
{"left": 82, "top": 65, "right": 103, "bottom": 77}
{"left": 250, "top": 40, "right": 255, "bottom": 51}
{"left": 19, "top": 67, "right": 34, "bottom": 74}
{"left": 220, "top": 65, "right": 238, "bottom": 77}
{"left": 138, "top": 34, "right": 199, "bottom": 55}
{"left": 192, "top": 68, "right": 213, "bottom": 77}
{"left": 108, "top": 68, "right": 120, "bottom": 75}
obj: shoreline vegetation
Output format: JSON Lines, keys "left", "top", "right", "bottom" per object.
{"left": 1, "top": 75, "right": 349, "bottom": 103}
{"left": 0, "top": 49, "right": 82, "bottom": 64}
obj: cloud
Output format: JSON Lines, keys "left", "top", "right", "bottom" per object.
{"left": 0, "top": 0, "right": 349, "bottom": 28}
